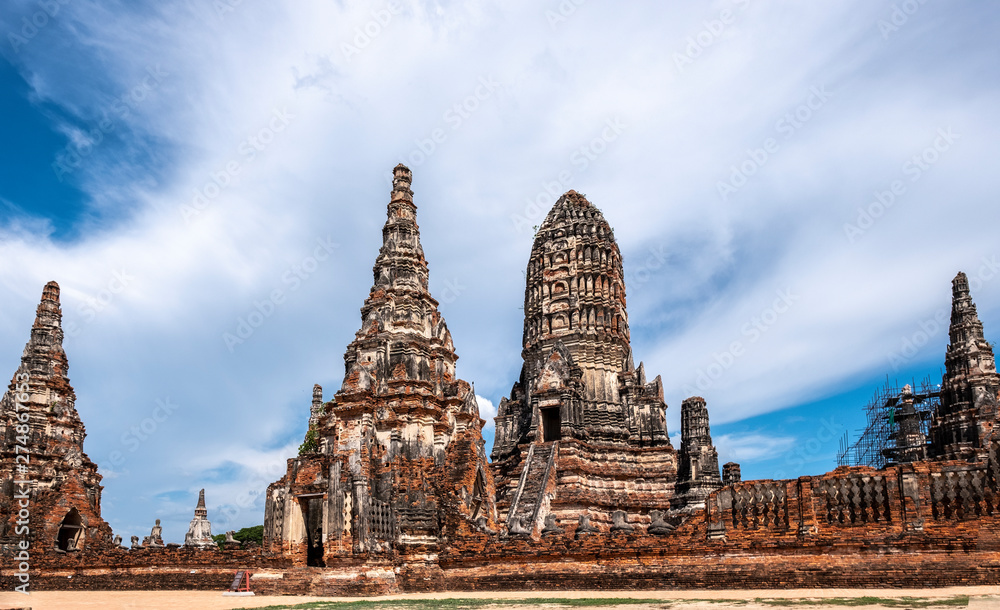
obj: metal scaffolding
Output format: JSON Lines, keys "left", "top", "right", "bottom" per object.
{"left": 836, "top": 376, "right": 940, "bottom": 469}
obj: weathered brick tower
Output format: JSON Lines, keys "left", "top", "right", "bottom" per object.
{"left": 674, "top": 396, "right": 722, "bottom": 509}
{"left": 264, "top": 165, "right": 497, "bottom": 566}
{"left": 492, "top": 191, "right": 716, "bottom": 536}
{"left": 929, "top": 271, "right": 1000, "bottom": 461}
{"left": 0, "top": 282, "right": 114, "bottom": 558}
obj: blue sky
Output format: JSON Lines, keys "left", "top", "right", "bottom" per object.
{"left": 2, "top": 1, "right": 999, "bottom": 544}
{"left": 0, "top": 59, "right": 87, "bottom": 236}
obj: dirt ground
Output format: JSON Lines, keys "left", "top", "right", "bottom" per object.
{"left": 3, "top": 587, "right": 1000, "bottom": 610}
{"left": 0, "top": 587, "right": 997, "bottom": 610}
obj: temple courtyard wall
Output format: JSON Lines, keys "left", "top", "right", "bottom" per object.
{"left": 5, "top": 542, "right": 1000, "bottom": 594}
{"left": 7, "top": 456, "right": 1000, "bottom": 593}
{"left": 5, "top": 171, "right": 1000, "bottom": 595}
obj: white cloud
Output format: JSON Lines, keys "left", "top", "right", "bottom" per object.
{"left": 476, "top": 395, "right": 497, "bottom": 430}
{"left": 715, "top": 433, "right": 798, "bottom": 466}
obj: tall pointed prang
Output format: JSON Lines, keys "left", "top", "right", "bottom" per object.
{"left": 0, "top": 281, "right": 113, "bottom": 555}
{"left": 264, "top": 166, "right": 498, "bottom": 559}
{"left": 930, "top": 272, "right": 1000, "bottom": 460}
{"left": 2, "top": 281, "right": 89, "bottom": 468}
{"left": 371, "top": 164, "right": 430, "bottom": 295}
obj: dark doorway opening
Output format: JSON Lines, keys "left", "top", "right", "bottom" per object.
{"left": 303, "top": 497, "right": 325, "bottom": 567}
{"left": 541, "top": 407, "right": 562, "bottom": 442}
{"left": 56, "top": 508, "right": 83, "bottom": 552}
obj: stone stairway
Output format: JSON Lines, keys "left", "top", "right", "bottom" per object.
{"left": 506, "top": 442, "right": 557, "bottom": 534}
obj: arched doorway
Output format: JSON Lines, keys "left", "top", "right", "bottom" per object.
{"left": 56, "top": 508, "right": 84, "bottom": 552}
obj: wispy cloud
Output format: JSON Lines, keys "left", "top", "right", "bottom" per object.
{"left": 716, "top": 433, "right": 798, "bottom": 465}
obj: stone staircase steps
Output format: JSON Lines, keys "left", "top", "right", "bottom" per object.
{"left": 507, "top": 442, "right": 556, "bottom": 533}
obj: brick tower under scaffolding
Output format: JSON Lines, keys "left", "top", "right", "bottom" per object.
{"left": 839, "top": 272, "right": 1000, "bottom": 467}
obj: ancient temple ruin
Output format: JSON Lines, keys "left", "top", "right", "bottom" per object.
{"left": 674, "top": 396, "right": 723, "bottom": 510}
{"left": 491, "top": 190, "right": 720, "bottom": 537}
{"left": 929, "top": 271, "right": 1000, "bottom": 461}
{"left": 840, "top": 271, "right": 1000, "bottom": 468}
{"left": 264, "top": 164, "right": 497, "bottom": 566}
{"left": 5, "top": 167, "right": 1000, "bottom": 594}
{"left": 0, "top": 282, "right": 114, "bottom": 556}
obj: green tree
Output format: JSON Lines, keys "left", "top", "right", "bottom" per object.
{"left": 299, "top": 425, "right": 319, "bottom": 454}
{"left": 213, "top": 525, "right": 264, "bottom": 549}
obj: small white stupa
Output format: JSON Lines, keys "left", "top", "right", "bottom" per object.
{"left": 183, "top": 488, "right": 215, "bottom": 549}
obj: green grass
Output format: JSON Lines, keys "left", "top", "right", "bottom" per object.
{"left": 237, "top": 594, "right": 970, "bottom": 610}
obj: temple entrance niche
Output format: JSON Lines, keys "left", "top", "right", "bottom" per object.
{"left": 541, "top": 407, "right": 562, "bottom": 442}
{"left": 301, "top": 496, "right": 325, "bottom": 567}
{"left": 56, "top": 508, "right": 84, "bottom": 552}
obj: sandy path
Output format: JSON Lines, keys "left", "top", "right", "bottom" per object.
{"left": 1, "top": 587, "right": 997, "bottom": 609}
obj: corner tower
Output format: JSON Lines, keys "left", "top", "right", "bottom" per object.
{"left": 264, "top": 166, "right": 497, "bottom": 566}
{"left": 0, "top": 282, "right": 114, "bottom": 557}
{"left": 492, "top": 191, "right": 680, "bottom": 537}
{"left": 930, "top": 272, "right": 1000, "bottom": 461}
{"left": 675, "top": 396, "right": 722, "bottom": 509}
